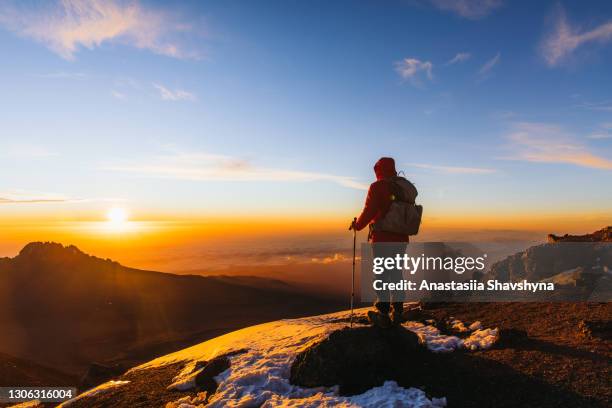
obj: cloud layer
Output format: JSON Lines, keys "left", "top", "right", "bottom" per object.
{"left": 0, "top": 0, "right": 196, "bottom": 60}
{"left": 104, "top": 151, "right": 368, "bottom": 190}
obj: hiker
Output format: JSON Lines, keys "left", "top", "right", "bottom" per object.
{"left": 350, "top": 157, "right": 420, "bottom": 328}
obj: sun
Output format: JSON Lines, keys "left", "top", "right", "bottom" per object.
{"left": 106, "top": 207, "right": 129, "bottom": 229}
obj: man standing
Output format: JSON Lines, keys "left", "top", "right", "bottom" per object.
{"left": 350, "top": 157, "right": 418, "bottom": 328}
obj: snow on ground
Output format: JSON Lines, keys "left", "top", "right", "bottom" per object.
{"left": 58, "top": 380, "right": 130, "bottom": 407}
{"left": 129, "top": 306, "right": 497, "bottom": 407}
{"left": 404, "top": 320, "right": 498, "bottom": 353}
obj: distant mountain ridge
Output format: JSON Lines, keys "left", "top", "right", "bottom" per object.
{"left": 0, "top": 242, "right": 343, "bottom": 382}
{"left": 547, "top": 226, "right": 612, "bottom": 243}
{"left": 483, "top": 227, "right": 612, "bottom": 301}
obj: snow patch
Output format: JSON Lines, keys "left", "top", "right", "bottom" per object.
{"left": 468, "top": 321, "right": 483, "bottom": 331}
{"left": 132, "top": 306, "right": 498, "bottom": 407}
{"left": 166, "top": 392, "right": 208, "bottom": 408}
{"left": 263, "top": 381, "right": 446, "bottom": 408}
{"left": 403, "top": 320, "right": 497, "bottom": 353}
{"left": 463, "top": 328, "right": 499, "bottom": 351}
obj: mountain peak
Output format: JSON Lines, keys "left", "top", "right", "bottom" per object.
{"left": 19, "top": 241, "right": 85, "bottom": 258}
{"left": 547, "top": 226, "right": 612, "bottom": 243}
{"left": 14, "top": 241, "right": 120, "bottom": 271}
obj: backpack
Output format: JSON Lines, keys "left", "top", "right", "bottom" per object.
{"left": 371, "top": 176, "right": 423, "bottom": 236}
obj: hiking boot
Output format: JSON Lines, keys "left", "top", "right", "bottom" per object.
{"left": 367, "top": 310, "right": 392, "bottom": 329}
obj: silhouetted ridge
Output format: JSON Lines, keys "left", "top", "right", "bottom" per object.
{"left": 0, "top": 242, "right": 343, "bottom": 380}
{"left": 547, "top": 226, "right": 612, "bottom": 243}
{"left": 16, "top": 241, "right": 119, "bottom": 270}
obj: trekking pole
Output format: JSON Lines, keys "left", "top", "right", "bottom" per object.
{"left": 350, "top": 217, "right": 357, "bottom": 328}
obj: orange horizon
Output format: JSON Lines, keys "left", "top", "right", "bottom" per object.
{"left": 1, "top": 211, "right": 608, "bottom": 262}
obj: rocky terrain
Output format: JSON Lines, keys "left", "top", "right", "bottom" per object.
{"left": 42, "top": 302, "right": 611, "bottom": 408}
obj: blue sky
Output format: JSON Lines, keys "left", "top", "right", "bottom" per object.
{"left": 0, "top": 0, "right": 611, "bottom": 229}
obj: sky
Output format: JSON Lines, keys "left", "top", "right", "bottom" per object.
{"left": 0, "top": 0, "right": 611, "bottom": 266}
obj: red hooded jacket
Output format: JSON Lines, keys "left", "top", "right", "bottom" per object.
{"left": 354, "top": 157, "right": 409, "bottom": 243}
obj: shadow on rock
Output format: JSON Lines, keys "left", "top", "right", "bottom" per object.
{"left": 290, "top": 326, "right": 604, "bottom": 407}
{"left": 290, "top": 325, "right": 424, "bottom": 395}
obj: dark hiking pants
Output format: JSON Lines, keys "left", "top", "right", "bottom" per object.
{"left": 372, "top": 242, "right": 407, "bottom": 315}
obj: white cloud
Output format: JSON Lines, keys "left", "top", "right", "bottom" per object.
{"left": 407, "top": 163, "right": 496, "bottom": 174}
{"left": 503, "top": 122, "right": 612, "bottom": 170}
{"left": 429, "top": 0, "right": 503, "bottom": 19}
{"left": 0, "top": 0, "right": 197, "bottom": 60}
{"left": 541, "top": 5, "right": 612, "bottom": 66}
{"left": 587, "top": 133, "right": 612, "bottom": 140}
{"left": 0, "top": 191, "right": 72, "bottom": 204}
{"left": 576, "top": 100, "right": 612, "bottom": 112}
{"left": 35, "top": 71, "right": 89, "bottom": 80}
{"left": 111, "top": 89, "right": 126, "bottom": 99}
{"left": 587, "top": 123, "right": 612, "bottom": 139}
{"left": 395, "top": 58, "right": 433, "bottom": 86}
{"left": 103, "top": 151, "right": 368, "bottom": 190}
{"left": 447, "top": 52, "right": 471, "bottom": 65}
{"left": 478, "top": 52, "right": 500, "bottom": 77}
{"left": 153, "top": 83, "right": 196, "bottom": 102}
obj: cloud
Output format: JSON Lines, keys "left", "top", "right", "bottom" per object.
{"left": 111, "top": 89, "right": 126, "bottom": 99}
{"left": 447, "top": 52, "right": 471, "bottom": 65}
{"left": 576, "top": 100, "right": 612, "bottom": 112}
{"left": 0, "top": 0, "right": 197, "bottom": 60}
{"left": 504, "top": 122, "right": 612, "bottom": 170}
{"left": 478, "top": 52, "right": 501, "bottom": 77}
{"left": 429, "top": 0, "right": 503, "bottom": 19}
{"left": 153, "top": 83, "right": 196, "bottom": 101}
{"left": 34, "top": 71, "right": 88, "bottom": 80}
{"left": 541, "top": 5, "right": 612, "bottom": 66}
{"left": 0, "top": 191, "right": 72, "bottom": 204}
{"left": 103, "top": 151, "right": 369, "bottom": 190}
{"left": 587, "top": 123, "right": 612, "bottom": 139}
{"left": 395, "top": 58, "right": 433, "bottom": 86}
{"left": 587, "top": 133, "right": 612, "bottom": 140}
{"left": 407, "top": 163, "right": 496, "bottom": 174}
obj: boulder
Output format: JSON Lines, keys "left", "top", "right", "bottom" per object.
{"left": 290, "top": 326, "right": 424, "bottom": 395}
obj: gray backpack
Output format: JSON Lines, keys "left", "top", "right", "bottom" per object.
{"left": 372, "top": 177, "right": 423, "bottom": 236}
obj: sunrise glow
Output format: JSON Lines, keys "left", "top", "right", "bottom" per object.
{"left": 105, "top": 207, "right": 129, "bottom": 231}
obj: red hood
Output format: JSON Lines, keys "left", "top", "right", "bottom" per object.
{"left": 374, "top": 157, "right": 397, "bottom": 180}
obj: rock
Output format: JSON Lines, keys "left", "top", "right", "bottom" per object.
{"left": 194, "top": 355, "right": 231, "bottom": 393}
{"left": 80, "top": 362, "right": 125, "bottom": 390}
{"left": 290, "top": 326, "right": 424, "bottom": 395}
{"left": 578, "top": 320, "right": 612, "bottom": 341}
{"left": 487, "top": 241, "right": 612, "bottom": 283}
{"left": 401, "top": 307, "right": 435, "bottom": 323}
